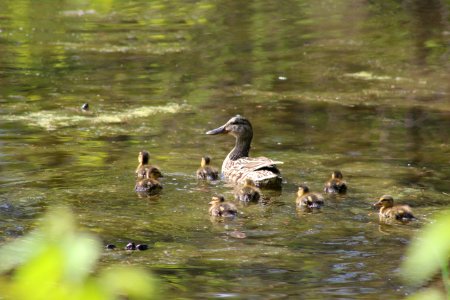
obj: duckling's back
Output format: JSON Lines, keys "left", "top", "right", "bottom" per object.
{"left": 197, "top": 166, "right": 219, "bottom": 181}
{"left": 324, "top": 179, "right": 347, "bottom": 194}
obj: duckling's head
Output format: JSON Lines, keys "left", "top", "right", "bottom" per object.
{"left": 201, "top": 156, "right": 211, "bottom": 167}
{"left": 374, "top": 195, "right": 394, "bottom": 208}
{"left": 297, "top": 184, "right": 310, "bottom": 197}
{"left": 331, "top": 170, "right": 343, "bottom": 179}
{"left": 138, "top": 151, "right": 150, "bottom": 164}
{"left": 206, "top": 115, "right": 253, "bottom": 139}
{"left": 209, "top": 195, "right": 225, "bottom": 205}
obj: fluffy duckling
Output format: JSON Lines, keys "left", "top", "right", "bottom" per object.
{"left": 196, "top": 156, "right": 219, "bottom": 181}
{"left": 135, "top": 150, "right": 162, "bottom": 179}
{"left": 235, "top": 178, "right": 261, "bottom": 202}
{"left": 373, "top": 195, "right": 415, "bottom": 221}
{"left": 134, "top": 168, "right": 163, "bottom": 196}
{"left": 296, "top": 185, "right": 324, "bottom": 210}
{"left": 208, "top": 195, "right": 238, "bottom": 218}
{"left": 324, "top": 170, "right": 347, "bottom": 194}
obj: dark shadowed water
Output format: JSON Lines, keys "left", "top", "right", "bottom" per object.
{"left": 0, "top": 0, "right": 449, "bottom": 298}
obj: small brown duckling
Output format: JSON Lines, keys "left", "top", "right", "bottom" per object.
{"left": 235, "top": 178, "right": 261, "bottom": 202}
{"left": 296, "top": 185, "right": 324, "bottom": 210}
{"left": 196, "top": 156, "right": 219, "bottom": 181}
{"left": 208, "top": 195, "right": 238, "bottom": 218}
{"left": 373, "top": 195, "right": 415, "bottom": 221}
{"left": 324, "top": 170, "right": 347, "bottom": 194}
{"left": 134, "top": 168, "right": 163, "bottom": 196}
{"left": 135, "top": 150, "right": 162, "bottom": 180}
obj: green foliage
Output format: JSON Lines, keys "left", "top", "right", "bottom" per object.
{"left": 402, "top": 210, "right": 450, "bottom": 300}
{"left": 0, "top": 207, "right": 158, "bottom": 300}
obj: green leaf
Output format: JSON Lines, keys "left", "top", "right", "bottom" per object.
{"left": 401, "top": 210, "right": 450, "bottom": 286}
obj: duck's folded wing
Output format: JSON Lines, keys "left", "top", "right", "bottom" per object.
{"left": 234, "top": 157, "right": 283, "bottom": 171}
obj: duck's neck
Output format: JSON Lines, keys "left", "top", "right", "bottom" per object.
{"left": 227, "top": 134, "right": 252, "bottom": 161}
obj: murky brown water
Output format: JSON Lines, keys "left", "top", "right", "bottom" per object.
{"left": 1, "top": 0, "right": 449, "bottom": 298}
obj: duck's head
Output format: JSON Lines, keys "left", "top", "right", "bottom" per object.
{"left": 297, "top": 184, "right": 310, "bottom": 197}
{"left": 206, "top": 115, "right": 253, "bottom": 139}
{"left": 209, "top": 195, "right": 225, "bottom": 205}
{"left": 331, "top": 170, "right": 343, "bottom": 179}
{"left": 201, "top": 156, "right": 211, "bottom": 167}
{"left": 374, "top": 195, "right": 394, "bottom": 208}
{"left": 138, "top": 151, "right": 150, "bottom": 164}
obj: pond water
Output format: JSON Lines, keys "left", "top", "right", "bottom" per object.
{"left": 0, "top": 0, "right": 449, "bottom": 298}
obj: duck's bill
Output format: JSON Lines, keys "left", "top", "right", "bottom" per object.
{"left": 206, "top": 125, "right": 227, "bottom": 135}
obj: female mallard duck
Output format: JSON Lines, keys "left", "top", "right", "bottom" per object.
{"left": 296, "top": 185, "right": 324, "bottom": 209}
{"left": 373, "top": 195, "right": 415, "bottom": 221}
{"left": 196, "top": 156, "right": 219, "bottom": 180}
{"left": 324, "top": 170, "right": 347, "bottom": 194}
{"left": 209, "top": 195, "right": 238, "bottom": 217}
{"left": 135, "top": 150, "right": 162, "bottom": 180}
{"left": 235, "top": 178, "right": 261, "bottom": 202}
{"left": 134, "top": 168, "right": 163, "bottom": 196}
{"left": 206, "top": 115, "right": 283, "bottom": 189}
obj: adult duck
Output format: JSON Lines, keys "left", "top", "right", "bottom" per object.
{"left": 206, "top": 115, "right": 283, "bottom": 189}
{"left": 373, "top": 195, "right": 415, "bottom": 222}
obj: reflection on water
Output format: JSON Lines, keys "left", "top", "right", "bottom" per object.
{"left": 0, "top": 0, "right": 449, "bottom": 298}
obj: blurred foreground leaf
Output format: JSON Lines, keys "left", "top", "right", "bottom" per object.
{"left": 402, "top": 210, "right": 450, "bottom": 299}
{"left": 0, "top": 207, "right": 158, "bottom": 300}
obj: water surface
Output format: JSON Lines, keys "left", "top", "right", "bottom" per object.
{"left": 1, "top": 0, "right": 449, "bottom": 298}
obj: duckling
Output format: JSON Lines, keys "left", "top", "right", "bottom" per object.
{"left": 196, "top": 156, "right": 219, "bottom": 181}
{"left": 324, "top": 170, "right": 347, "bottom": 194}
{"left": 134, "top": 168, "right": 163, "bottom": 196}
{"left": 135, "top": 150, "right": 162, "bottom": 179}
{"left": 373, "top": 195, "right": 415, "bottom": 221}
{"left": 235, "top": 178, "right": 261, "bottom": 202}
{"left": 208, "top": 195, "right": 238, "bottom": 218}
{"left": 296, "top": 185, "right": 324, "bottom": 210}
